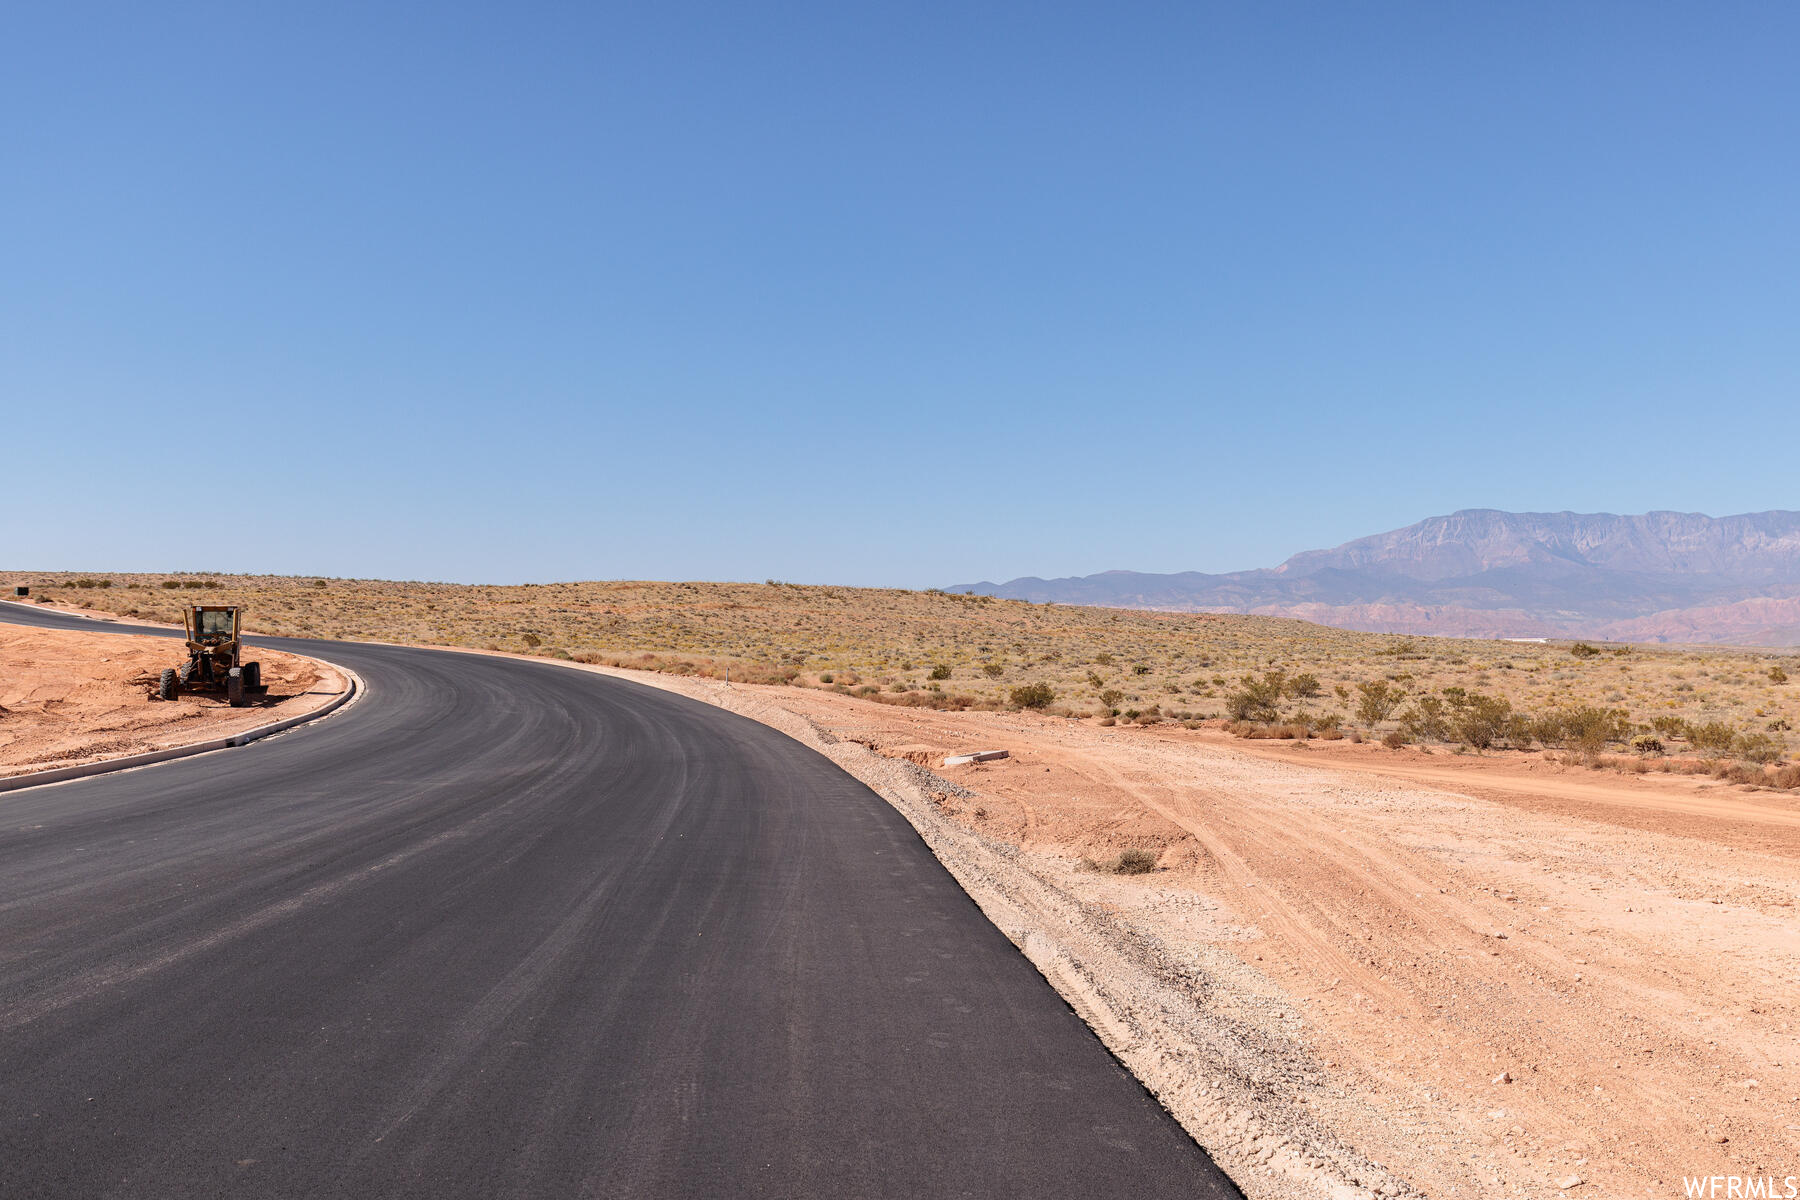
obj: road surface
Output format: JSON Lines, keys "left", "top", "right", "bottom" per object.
{"left": 0, "top": 603, "right": 1236, "bottom": 1198}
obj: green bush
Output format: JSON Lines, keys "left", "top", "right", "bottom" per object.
{"left": 929, "top": 663, "right": 952, "bottom": 680}
{"left": 1399, "top": 696, "right": 1449, "bottom": 742}
{"left": 1226, "top": 670, "right": 1286, "bottom": 723}
{"left": 1734, "top": 732, "right": 1783, "bottom": 764}
{"left": 1652, "top": 715, "right": 1690, "bottom": 741}
{"left": 1451, "top": 692, "right": 1515, "bottom": 750}
{"left": 1010, "top": 682, "right": 1055, "bottom": 709}
{"left": 1688, "top": 721, "right": 1738, "bottom": 755}
{"left": 1548, "top": 706, "right": 1632, "bottom": 753}
{"left": 981, "top": 663, "right": 1004, "bottom": 678}
{"left": 1355, "top": 679, "right": 1404, "bottom": 727}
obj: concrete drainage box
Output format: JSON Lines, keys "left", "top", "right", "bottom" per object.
{"left": 943, "top": 750, "right": 1009, "bottom": 767}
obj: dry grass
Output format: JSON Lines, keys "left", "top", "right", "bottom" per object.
{"left": 10, "top": 570, "right": 1800, "bottom": 774}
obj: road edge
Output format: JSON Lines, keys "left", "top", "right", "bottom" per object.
{"left": 0, "top": 657, "right": 365, "bottom": 795}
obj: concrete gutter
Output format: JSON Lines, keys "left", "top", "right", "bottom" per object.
{"left": 0, "top": 660, "right": 364, "bottom": 795}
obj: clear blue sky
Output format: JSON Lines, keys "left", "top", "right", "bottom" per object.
{"left": 5, "top": 2, "right": 1796, "bottom": 586}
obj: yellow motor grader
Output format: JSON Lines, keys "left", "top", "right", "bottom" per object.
{"left": 160, "top": 605, "right": 261, "bottom": 706}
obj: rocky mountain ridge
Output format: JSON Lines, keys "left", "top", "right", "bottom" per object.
{"left": 949, "top": 510, "right": 1800, "bottom": 645}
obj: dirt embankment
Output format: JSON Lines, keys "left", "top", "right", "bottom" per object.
{"left": 0, "top": 623, "right": 346, "bottom": 778}
{"left": 542, "top": 663, "right": 1800, "bottom": 1200}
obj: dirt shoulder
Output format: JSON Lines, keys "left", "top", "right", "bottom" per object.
{"left": 0, "top": 623, "right": 348, "bottom": 778}
{"left": 525, "top": 662, "right": 1798, "bottom": 1200}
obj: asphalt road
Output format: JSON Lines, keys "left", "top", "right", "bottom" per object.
{"left": 0, "top": 603, "right": 1236, "bottom": 1199}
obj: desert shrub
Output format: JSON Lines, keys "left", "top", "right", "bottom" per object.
{"left": 1226, "top": 670, "right": 1286, "bottom": 723}
{"left": 313, "top": 579, "right": 329, "bottom": 588}
{"left": 1399, "top": 696, "right": 1449, "bottom": 742}
{"left": 1381, "top": 730, "right": 1410, "bottom": 749}
{"left": 981, "top": 663, "right": 1004, "bottom": 678}
{"left": 1503, "top": 713, "right": 1536, "bottom": 747}
{"left": 1093, "top": 652, "right": 1114, "bottom": 666}
{"left": 1770, "top": 665, "right": 1789, "bottom": 684}
{"left": 1719, "top": 762, "right": 1761, "bottom": 785}
{"left": 1652, "top": 715, "right": 1690, "bottom": 741}
{"left": 1734, "top": 732, "right": 1783, "bottom": 764}
{"left": 1547, "top": 706, "right": 1631, "bottom": 753}
{"left": 161, "top": 580, "right": 182, "bottom": 589}
{"left": 818, "top": 673, "right": 834, "bottom": 683}
{"left": 1450, "top": 692, "right": 1515, "bottom": 750}
{"left": 1286, "top": 672, "right": 1322, "bottom": 699}
{"left": 1132, "top": 664, "right": 1151, "bottom": 676}
{"left": 522, "top": 632, "right": 542, "bottom": 648}
{"left": 928, "top": 663, "right": 951, "bottom": 680}
{"left": 1355, "top": 680, "right": 1404, "bottom": 727}
{"left": 1570, "top": 642, "right": 1601, "bottom": 658}
{"left": 1688, "top": 721, "right": 1739, "bottom": 756}
{"left": 1110, "top": 848, "right": 1158, "bottom": 875}
{"left": 1630, "top": 733, "right": 1664, "bottom": 753}
{"left": 1312, "top": 712, "right": 1341, "bottom": 733}
{"left": 1098, "top": 688, "right": 1124, "bottom": 711}
{"left": 1009, "top": 682, "right": 1055, "bottom": 709}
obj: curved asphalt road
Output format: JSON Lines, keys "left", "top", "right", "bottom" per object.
{"left": 0, "top": 603, "right": 1235, "bottom": 1199}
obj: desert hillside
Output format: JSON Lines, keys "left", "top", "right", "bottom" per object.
{"left": 10, "top": 570, "right": 1800, "bottom": 778}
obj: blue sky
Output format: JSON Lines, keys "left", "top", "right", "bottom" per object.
{"left": 5, "top": 2, "right": 1796, "bottom": 585}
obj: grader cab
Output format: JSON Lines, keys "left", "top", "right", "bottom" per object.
{"left": 160, "top": 605, "right": 261, "bottom": 706}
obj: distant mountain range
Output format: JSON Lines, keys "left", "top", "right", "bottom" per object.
{"left": 948, "top": 510, "right": 1800, "bottom": 646}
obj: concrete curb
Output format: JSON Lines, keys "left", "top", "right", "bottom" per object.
{"left": 0, "top": 659, "right": 364, "bottom": 796}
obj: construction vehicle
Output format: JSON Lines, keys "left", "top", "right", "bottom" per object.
{"left": 160, "top": 605, "right": 261, "bottom": 706}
